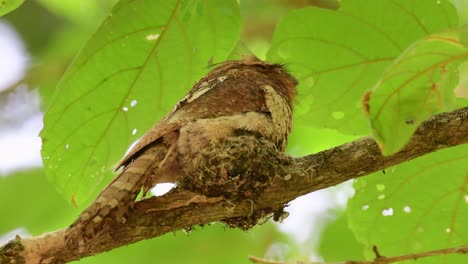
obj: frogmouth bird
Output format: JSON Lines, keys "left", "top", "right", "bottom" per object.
{"left": 70, "top": 56, "right": 298, "bottom": 236}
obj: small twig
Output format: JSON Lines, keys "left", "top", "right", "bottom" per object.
{"left": 248, "top": 245, "right": 468, "bottom": 264}
{"left": 372, "top": 245, "right": 383, "bottom": 260}
{"left": 249, "top": 256, "right": 283, "bottom": 264}
{"left": 249, "top": 255, "right": 345, "bottom": 264}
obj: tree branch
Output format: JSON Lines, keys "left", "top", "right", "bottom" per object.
{"left": 248, "top": 244, "right": 468, "bottom": 264}
{"left": 1, "top": 107, "right": 467, "bottom": 264}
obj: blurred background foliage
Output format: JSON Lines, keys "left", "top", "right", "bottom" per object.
{"left": 0, "top": 0, "right": 466, "bottom": 263}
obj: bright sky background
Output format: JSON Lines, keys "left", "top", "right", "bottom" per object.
{"left": 0, "top": 22, "right": 43, "bottom": 175}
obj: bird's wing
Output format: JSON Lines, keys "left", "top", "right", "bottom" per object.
{"left": 115, "top": 120, "right": 181, "bottom": 169}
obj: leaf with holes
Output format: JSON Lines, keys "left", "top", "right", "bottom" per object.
{"left": 267, "top": 0, "right": 458, "bottom": 134}
{"left": 40, "top": 0, "right": 241, "bottom": 206}
{"left": 348, "top": 144, "right": 468, "bottom": 263}
{"left": 368, "top": 32, "right": 468, "bottom": 155}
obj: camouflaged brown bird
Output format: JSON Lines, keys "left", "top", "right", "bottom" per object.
{"left": 70, "top": 56, "right": 298, "bottom": 236}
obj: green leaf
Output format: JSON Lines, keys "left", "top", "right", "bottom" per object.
{"left": 452, "top": 0, "right": 468, "bottom": 24}
{"left": 287, "top": 125, "right": 358, "bottom": 156}
{"left": 0, "top": 170, "right": 77, "bottom": 235}
{"left": 35, "top": 0, "right": 116, "bottom": 27}
{"left": 317, "top": 210, "right": 364, "bottom": 262}
{"left": 41, "top": 0, "right": 241, "bottom": 206}
{"left": 348, "top": 144, "right": 468, "bottom": 263}
{"left": 369, "top": 31, "right": 468, "bottom": 155}
{"left": 455, "top": 60, "right": 468, "bottom": 98}
{"left": 0, "top": 0, "right": 23, "bottom": 16}
{"left": 267, "top": 0, "right": 458, "bottom": 135}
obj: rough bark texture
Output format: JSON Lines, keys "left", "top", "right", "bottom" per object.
{"left": 1, "top": 107, "right": 467, "bottom": 264}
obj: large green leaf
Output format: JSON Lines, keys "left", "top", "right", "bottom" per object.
{"left": 267, "top": 0, "right": 458, "bottom": 134}
{"left": 287, "top": 125, "right": 358, "bottom": 156}
{"left": 456, "top": 61, "right": 468, "bottom": 98}
{"left": 0, "top": 0, "right": 23, "bottom": 16}
{"left": 348, "top": 144, "right": 468, "bottom": 263}
{"left": 35, "top": 0, "right": 116, "bottom": 27}
{"left": 41, "top": 0, "right": 241, "bottom": 206}
{"left": 368, "top": 31, "right": 468, "bottom": 155}
{"left": 452, "top": 0, "right": 468, "bottom": 24}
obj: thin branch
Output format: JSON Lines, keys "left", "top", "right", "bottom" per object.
{"left": 1, "top": 107, "right": 467, "bottom": 264}
{"left": 248, "top": 244, "right": 468, "bottom": 264}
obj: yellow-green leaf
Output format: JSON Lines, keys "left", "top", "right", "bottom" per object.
{"left": 0, "top": 0, "right": 24, "bottom": 16}
{"left": 368, "top": 32, "right": 468, "bottom": 155}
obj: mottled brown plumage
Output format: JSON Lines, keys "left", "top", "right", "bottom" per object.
{"left": 70, "top": 57, "right": 297, "bottom": 237}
